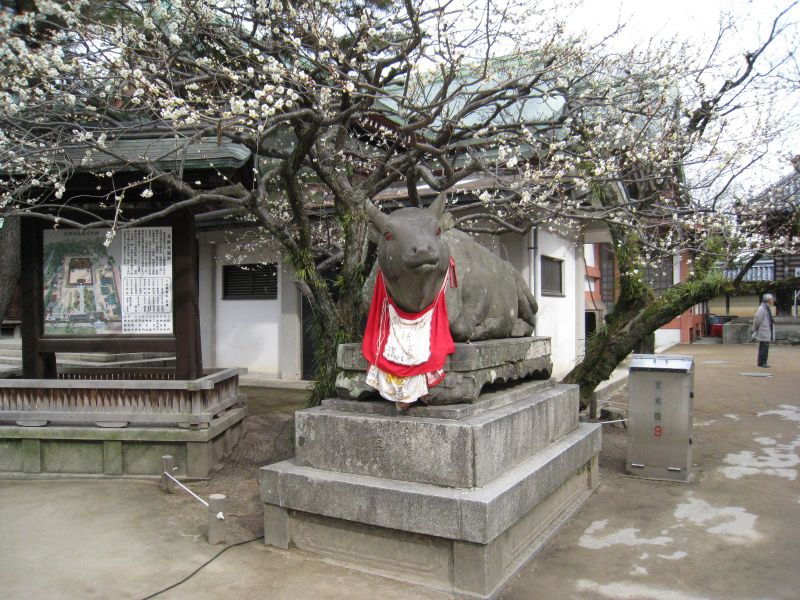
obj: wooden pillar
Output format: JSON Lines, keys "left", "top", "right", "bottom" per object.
{"left": 172, "top": 210, "right": 202, "bottom": 380}
{"left": 20, "top": 217, "right": 56, "bottom": 379}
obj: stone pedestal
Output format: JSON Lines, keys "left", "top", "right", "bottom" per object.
{"left": 335, "top": 337, "right": 553, "bottom": 404}
{"left": 260, "top": 378, "right": 601, "bottom": 599}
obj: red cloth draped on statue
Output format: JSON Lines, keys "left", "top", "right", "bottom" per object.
{"left": 362, "top": 260, "right": 456, "bottom": 379}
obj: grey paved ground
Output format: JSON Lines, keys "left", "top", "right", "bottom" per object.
{"left": 1, "top": 342, "right": 799, "bottom": 600}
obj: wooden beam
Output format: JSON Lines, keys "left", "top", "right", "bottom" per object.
{"left": 37, "top": 336, "right": 175, "bottom": 354}
{"left": 172, "top": 209, "right": 203, "bottom": 380}
{"left": 20, "top": 217, "right": 57, "bottom": 378}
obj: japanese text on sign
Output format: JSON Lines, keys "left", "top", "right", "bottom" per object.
{"left": 654, "top": 381, "right": 663, "bottom": 435}
{"left": 121, "top": 228, "right": 173, "bottom": 333}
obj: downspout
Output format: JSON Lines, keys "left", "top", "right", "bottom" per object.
{"left": 576, "top": 235, "right": 586, "bottom": 359}
{"left": 529, "top": 227, "right": 538, "bottom": 296}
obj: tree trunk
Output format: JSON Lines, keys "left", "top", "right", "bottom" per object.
{"left": 281, "top": 227, "right": 371, "bottom": 409}
{"left": 0, "top": 215, "right": 21, "bottom": 321}
{"left": 305, "top": 224, "right": 372, "bottom": 408}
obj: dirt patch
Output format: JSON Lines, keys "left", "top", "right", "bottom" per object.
{"left": 165, "top": 387, "right": 307, "bottom": 542}
{"left": 594, "top": 420, "right": 627, "bottom": 476}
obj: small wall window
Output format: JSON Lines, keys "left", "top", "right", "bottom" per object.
{"left": 541, "top": 256, "right": 564, "bottom": 295}
{"left": 223, "top": 263, "right": 278, "bottom": 299}
{"left": 599, "top": 243, "right": 616, "bottom": 304}
{"left": 644, "top": 257, "right": 674, "bottom": 297}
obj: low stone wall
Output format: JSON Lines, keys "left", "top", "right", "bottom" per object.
{"left": 723, "top": 317, "right": 800, "bottom": 345}
{"left": 0, "top": 368, "right": 247, "bottom": 478}
{"left": 0, "top": 409, "right": 245, "bottom": 478}
{"left": 723, "top": 322, "right": 753, "bottom": 345}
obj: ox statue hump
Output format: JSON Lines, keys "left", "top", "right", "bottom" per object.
{"left": 364, "top": 193, "right": 538, "bottom": 342}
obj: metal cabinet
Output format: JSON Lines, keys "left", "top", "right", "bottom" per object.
{"left": 626, "top": 354, "right": 694, "bottom": 482}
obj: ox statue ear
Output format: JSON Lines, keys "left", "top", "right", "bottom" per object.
{"left": 439, "top": 211, "right": 455, "bottom": 232}
{"left": 427, "top": 192, "right": 447, "bottom": 217}
{"left": 428, "top": 193, "right": 454, "bottom": 232}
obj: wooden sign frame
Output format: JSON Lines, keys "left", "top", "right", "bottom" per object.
{"left": 20, "top": 210, "right": 202, "bottom": 380}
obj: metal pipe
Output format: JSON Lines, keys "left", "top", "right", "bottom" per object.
{"left": 163, "top": 471, "right": 209, "bottom": 507}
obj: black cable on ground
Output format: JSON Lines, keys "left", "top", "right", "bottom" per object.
{"left": 139, "top": 535, "right": 265, "bottom": 600}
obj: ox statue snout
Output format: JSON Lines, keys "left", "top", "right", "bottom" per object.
{"left": 404, "top": 243, "right": 441, "bottom": 272}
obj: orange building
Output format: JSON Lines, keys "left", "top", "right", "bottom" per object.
{"left": 585, "top": 242, "right": 707, "bottom": 346}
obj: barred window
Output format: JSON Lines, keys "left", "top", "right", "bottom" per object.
{"left": 599, "top": 243, "right": 616, "bottom": 303}
{"left": 644, "top": 257, "right": 674, "bottom": 297}
{"left": 223, "top": 263, "right": 278, "bottom": 299}
{"left": 541, "top": 256, "right": 564, "bottom": 295}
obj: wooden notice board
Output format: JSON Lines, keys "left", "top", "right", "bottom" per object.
{"left": 20, "top": 210, "right": 202, "bottom": 380}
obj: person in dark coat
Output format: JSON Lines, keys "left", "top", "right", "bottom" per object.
{"left": 752, "top": 293, "right": 775, "bottom": 368}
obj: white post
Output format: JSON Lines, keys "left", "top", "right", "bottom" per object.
{"left": 208, "top": 494, "right": 227, "bottom": 545}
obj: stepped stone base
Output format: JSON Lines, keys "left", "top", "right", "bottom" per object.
{"left": 261, "top": 376, "right": 601, "bottom": 599}
{"left": 297, "top": 379, "right": 576, "bottom": 488}
{"left": 262, "top": 457, "right": 596, "bottom": 599}
{"left": 335, "top": 337, "right": 553, "bottom": 404}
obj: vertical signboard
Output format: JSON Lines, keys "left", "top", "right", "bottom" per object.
{"left": 121, "top": 228, "right": 173, "bottom": 333}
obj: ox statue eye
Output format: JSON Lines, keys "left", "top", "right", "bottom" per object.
{"left": 384, "top": 232, "right": 393, "bottom": 241}
{"left": 435, "top": 228, "right": 441, "bottom": 236}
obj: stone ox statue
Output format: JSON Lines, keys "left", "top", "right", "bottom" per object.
{"left": 365, "top": 194, "right": 538, "bottom": 341}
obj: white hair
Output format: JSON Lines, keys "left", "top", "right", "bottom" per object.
{"left": 762, "top": 293, "right": 773, "bottom": 302}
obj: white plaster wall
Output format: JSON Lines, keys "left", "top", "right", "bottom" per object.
{"left": 673, "top": 254, "right": 681, "bottom": 284}
{"left": 656, "top": 328, "right": 681, "bottom": 349}
{"left": 532, "top": 229, "right": 581, "bottom": 378}
{"left": 196, "top": 226, "right": 583, "bottom": 379}
{"left": 197, "top": 242, "right": 217, "bottom": 368}
{"left": 215, "top": 255, "right": 282, "bottom": 374}
{"left": 584, "top": 243, "right": 596, "bottom": 268}
{"left": 199, "top": 237, "right": 283, "bottom": 376}
{"left": 484, "top": 230, "right": 583, "bottom": 377}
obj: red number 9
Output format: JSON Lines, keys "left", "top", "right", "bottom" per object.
{"left": 654, "top": 426, "right": 662, "bottom": 437}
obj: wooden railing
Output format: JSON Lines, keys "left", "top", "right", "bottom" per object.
{"left": 0, "top": 368, "right": 245, "bottom": 429}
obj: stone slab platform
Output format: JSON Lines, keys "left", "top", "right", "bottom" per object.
{"left": 0, "top": 407, "right": 247, "bottom": 479}
{"left": 262, "top": 423, "right": 599, "bottom": 544}
{"left": 335, "top": 337, "right": 553, "bottom": 404}
{"left": 322, "top": 378, "right": 557, "bottom": 420}
{"left": 339, "top": 337, "right": 552, "bottom": 372}
{"left": 295, "top": 381, "right": 580, "bottom": 488}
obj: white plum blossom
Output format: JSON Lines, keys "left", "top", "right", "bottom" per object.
{"left": 0, "top": 0, "right": 796, "bottom": 395}
{"left": 231, "top": 98, "right": 246, "bottom": 114}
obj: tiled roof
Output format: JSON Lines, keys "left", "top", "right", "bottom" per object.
{"left": 60, "top": 137, "right": 251, "bottom": 172}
